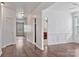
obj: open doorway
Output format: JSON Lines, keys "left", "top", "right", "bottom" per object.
{"left": 16, "top": 22, "right": 24, "bottom": 36}
{"left": 34, "top": 18, "right": 37, "bottom": 44}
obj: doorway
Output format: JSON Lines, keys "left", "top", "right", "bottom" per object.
{"left": 34, "top": 18, "right": 36, "bottom": 43}
{"left": 16, "top": 22, "right": 24, "bottom": 36}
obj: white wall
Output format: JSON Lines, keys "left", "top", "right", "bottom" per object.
{"left": 26, "top": 3, "right": 55, "bottom": 50}
{"left": 0, "top": 4, "right": 2, "bottom": 56}
{"left": 25, "top": 10, "right": 43, "bottom": 50}
{"left": 33, "top": 11, "right": 42, "bottom": 50}
{"left": 25, "top": 15, "right": 34, "bottom": 44}
{"left": 26, "top": 13, "right": 43, "bottom": 50}
{"left": 1, "top": 5, "right": 16, "bottom": 48}
{"left": 42, "top": 3, "right": 73, "bottom": 45}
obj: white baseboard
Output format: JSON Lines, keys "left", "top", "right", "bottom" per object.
{"left": 0, "top": 43, "right": 15, "bottom": 56}
{"left": 48, "top": 41, "right": 73, "bottom": 45}
{"left": 26, "top": 39, "right": 43, "bottom": 50}
{"left": 2, "top": 43, "right": 16, "bottom": 48}
{"left": 26, "top": 39, "right": 35, "bottom": 45}
{"left": 35, "top": 43, "right": 44, "bottom": 50}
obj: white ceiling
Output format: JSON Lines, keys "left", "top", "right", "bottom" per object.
{"left": 5, "top": 2, "right": 41, "bottom": 13}
{"left": 5, "top": 2, "right": 54, "bottom": 15}
{"left": 50, "top": 2, "right": 79, "bottom": 11}
{"left": 3, "top": 2, "right": 79, "bottom": 14}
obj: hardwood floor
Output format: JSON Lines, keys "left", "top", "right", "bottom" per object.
{"left": 1, "top": 38, "right": 79, "bottom": 57}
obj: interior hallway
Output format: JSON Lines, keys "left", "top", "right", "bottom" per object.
{"left": 1, "top": 2, "right": 79, "bottom": 57}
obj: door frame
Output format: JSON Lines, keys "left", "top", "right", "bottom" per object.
{"left": 34, "top": 18, "right": 36, "bottom": 43}
{"left": 16, "top": 22, "right": 24, "bottom": 36}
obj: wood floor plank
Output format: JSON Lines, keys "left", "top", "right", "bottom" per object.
{"left": 1, "top": 41, "right": 79, "bottom": 57}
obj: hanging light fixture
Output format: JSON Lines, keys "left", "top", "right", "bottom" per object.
{"left": 1, "top": 2, "right": 5, "bottom": 5}
{"left": 16, "top": 8, "right": 25, "bottom": 19}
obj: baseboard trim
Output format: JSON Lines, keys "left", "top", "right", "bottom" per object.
{"left": 35, "top": 44, "right": 43, "bottom": 50}
{"left": 1, "top": 43, "right": 16, "bottom": 49}
{"left": 48, "top": 41, "right": 73, "bottom": 45}
{"left": 26, "top": 40, "right": 43, "bottom": 50}
{"left": 26, "top": 39, "right": 35, "bottom": 45}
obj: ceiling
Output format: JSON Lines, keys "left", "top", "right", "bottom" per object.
{"left": 2, "top": 2, "right": 79, "bottom": 14}
{"left": 4, "top": 2, "right": 54, "bottom": 15}
{"left": 49, "top": 2, "right": 79, "bottom": 11}
{"left": 5, "top": 2, "right": 41, "bottom": 13}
